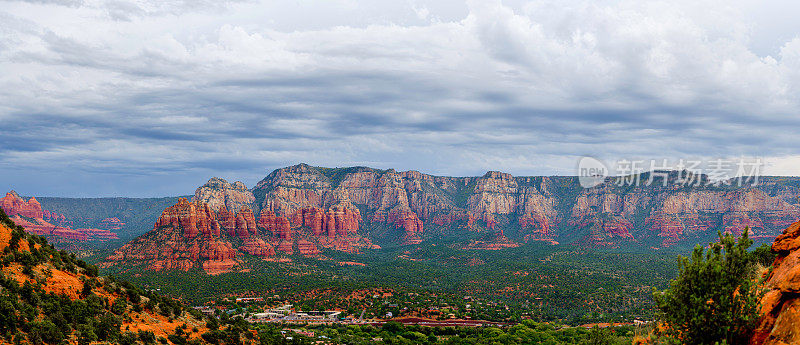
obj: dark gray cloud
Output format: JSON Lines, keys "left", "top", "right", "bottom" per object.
{"left": 1, "top": 0, "right": 800, "bottom": 197}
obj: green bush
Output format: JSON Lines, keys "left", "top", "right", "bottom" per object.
{"left": 751, "top": 243, "right": 776, "bottom": 267}
{"left": 653, "top": 228, "right": 762, "bottom": 345}
{"left": 111, "top": 297, "right": 128, "bottom": 315}
{"left": 138, "top": 330, "right": 156, "bottom": 344}
{"left": 76, "top": 324, "right": 98, "bottom": 345}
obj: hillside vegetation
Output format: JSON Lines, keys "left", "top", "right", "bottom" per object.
{"left": 0, "top": 208, "right": 210, "bottom": 344}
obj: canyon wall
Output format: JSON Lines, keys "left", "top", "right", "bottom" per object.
{"left": 106, "top": 165, "right": 800, "bottom": 272}
{"left": 246, "top": 165, "right": 800, "bottom": 247}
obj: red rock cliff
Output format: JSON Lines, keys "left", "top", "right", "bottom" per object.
{"left": 751, "top": 220, "right": 800, "bottom": 344}
{"left": 154, "top": 198, "right": 221, "bottom": 238}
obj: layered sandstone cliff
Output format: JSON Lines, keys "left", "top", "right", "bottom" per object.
{"left": 246, "top": 165, "right": 800, "bottom": 247}
{"left": 194, "top": 177, "right": 255, "bottom": 213}
{"left": 126, "top": 165, "right": 800, "bottom": 258}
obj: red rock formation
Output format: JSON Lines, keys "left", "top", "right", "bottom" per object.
{"left": 106, "top": 198, "right": 240, "bottom": 273}
{"left": 519, "top": 213, "right": 549, "bottom": 234}
{"left": 1, "top": 192, "right": 43, "bottom": 219}
{"left": 217, "top": 206, "right": 236, "bottom": 232}
{"left": 258, "top": 209, "right": 292, "bottom": 240}
{"left": 284, "top": 205, "right": 362, "bottom": 238}
{"left": 519, "top": 213, "right": 553, "bottom": 241}
{"left": 298, "top": 207, "right": 326, "bottom": 235}
{"left": 602, "top": 217, "right": 634, "bottom": 239}
{"left": 275, "top": 240, "right": 294, "bottom": 254}
{"left": 1, "top": 213, "right": 87, "bottom": 241}
{"left": 751, "top": 220, "right": 800, "bottom": 345}
{"left": 99, "top": 217, "right": 125, "bottom": 230}
{"left": 234, "top": 207, "right": 258, "bottom": 238}
{"left": 153, "top": 198, "right": 220, "bottom": 238}
{"left": 378, "top": 209, "right": 423, "bottom": 245}
{"left": 296, "top": 239, "right": 320, "bottom": 256}
{"left": 43, "top": 209, "right": 68, "bottom": 225}
{"left": 241, "top": 237, "right": 275, "bottom": 256}
{"left": 326, "top": 205, "right": 361, "bottom": 237}
{"left": 0, "top": 191, "right": 119, "bottom": 242}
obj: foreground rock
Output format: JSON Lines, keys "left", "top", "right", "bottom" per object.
{"left": 751, "top": 220, "right": 800, "bottom": 344}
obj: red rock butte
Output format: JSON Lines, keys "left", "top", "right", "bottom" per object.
{"left": 105, "top": 196, "right": 377, "bottom": 273}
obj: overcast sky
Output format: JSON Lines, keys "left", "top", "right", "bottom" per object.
{"left": 2, "top": 0, "right": 800, "bottom": 197}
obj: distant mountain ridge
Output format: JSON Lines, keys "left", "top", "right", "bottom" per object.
{"left": 247, "top": 164, "right": 800, "bottom": 247}
{"left": 32, "top": 195, "right": 188, "bottom": 242}
{"left": 0, "top": 191, "right": 118, "bottom": 242}
{"left": 101, "top": 164, "right": 800, "bottom": 273}
{"left": 9, "top": 165, "right": 800, "bottom": 251}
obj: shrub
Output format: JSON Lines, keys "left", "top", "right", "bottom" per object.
{"left": 751, "top": 243, "right": 776, "bottom": 267}
{"left": 138, "top": 330, "right": 156, "bottom": 344}
{"left": 76, "top": 324, "right": 98, "bottom": 345}
{"left": 111, "top": 297, "right": 128, "bottom": 315}
{"left": 653, "top": 228, "right": 761, "bottom": 345}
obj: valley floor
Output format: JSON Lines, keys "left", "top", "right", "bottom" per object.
{"left": 95, "top": 242, "right": 681, "bottom": 326}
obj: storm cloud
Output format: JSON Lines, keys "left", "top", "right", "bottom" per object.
{"left": 1, "top": 0, "right": 800, "bottom": 196}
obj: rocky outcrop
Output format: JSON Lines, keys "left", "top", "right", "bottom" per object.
{"left": 217, "top": 206, "right": 236, "bottom": 231}
{"left": 43, "top": 209, "right": 68, "bottom": 225}
{"left": 296, "top": 239, "right": 320, "bottom": 256}
{"left": 275, "top": 240, "right": 293, "bottom": 254}
{"left": 107, "top": 194, "right": 371, "bottom": 273}
{"left": 751, "top": 220, "right": 800, "bottom": 345}
{"left": 1, "top": 191, "right": 43, "bottom": 219}
{"left": 154, "top": 198, "right": 220, "bottom": 238}
{"left": 258, "top": 210, "right": 292, "bottom": 240}
{"left": 0, "top": 191, "right": 118, "bottom": 242}
{"left": 295, "top": 207, "right": 326, "bottom": 235}
{"left": 107, "top": 197, "right": 238, "bottom": 273}
{"left": 240, "top": 237, "right": 275, "bottom": 256}
{"left": 234, "top": 207, "right": 258, "bottom": 238}
{"left": 374, "top": 209, "right": 423, "bottom": 245}
{"left": 194, "top": 177, "right": 255, "bottom": 213}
